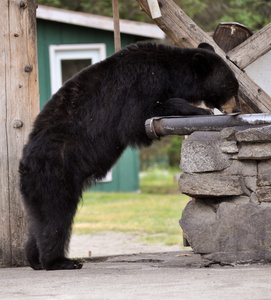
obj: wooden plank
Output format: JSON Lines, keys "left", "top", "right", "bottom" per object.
{"left": 227, "top": 23, "right": 271, "bottom": 69}
{"left": 0, "top": 0, "right": 39, "bottom": 267}
{"left": 136, "top": 0, "right": 271, "bottom": 113}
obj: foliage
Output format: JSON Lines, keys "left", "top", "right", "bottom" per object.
{"left": 167, "top": 136, "right": 185, "bottom": 167}
{"left": 140, "top": 167, "right": 181, "bottom": 194}
{"left": 140, "top": 136, "right": 170, "bottom": 170}
{"left": 187, "top": 0, "right": 271, "bottom": 31}
{"left": 74, "top": 168, "right": 189, "bottom": 246}
{"left": 139, "top": 135, "right": 184, "bottom": 170}
{"left": 219, "top": 0, "right": 271, "bottom": 30}
{"left": 37, "top": 0, "right": 270, "bottom": 31}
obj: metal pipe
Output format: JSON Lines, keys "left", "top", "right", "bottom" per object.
{"left": 145, "top": 114, "right": 271, "bottom": 139}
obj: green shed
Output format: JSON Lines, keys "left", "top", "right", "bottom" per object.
{"left": 36, "top": 5, "right": 165, "bottom": 192}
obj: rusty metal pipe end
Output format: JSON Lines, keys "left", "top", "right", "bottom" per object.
{"left": 145, "top": 118, "right": 161, "bottom": 140}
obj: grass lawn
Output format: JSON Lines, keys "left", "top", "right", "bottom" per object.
{"left": 73, "top": 168, "right": 190, "bottom": 246}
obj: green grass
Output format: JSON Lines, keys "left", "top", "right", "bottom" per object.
{"left": 73, "top": 168, "right": 189, "bottom": 246}
{"left": 140, "top": 167, "right": 181, "bottom": 194}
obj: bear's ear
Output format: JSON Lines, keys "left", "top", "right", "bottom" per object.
{"left": 198, "top": 43, "right": 215, "bottom": 53}
{"left": 192, "top": 53, "right": 213, "bottom": 76}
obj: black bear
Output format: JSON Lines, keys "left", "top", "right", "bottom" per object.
{"left": 19, "top": 42, "right": 240, "bottom": 270}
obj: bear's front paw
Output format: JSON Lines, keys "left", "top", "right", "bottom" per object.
{"left": 204, "top": 109, "right": 214, "bottom": 115}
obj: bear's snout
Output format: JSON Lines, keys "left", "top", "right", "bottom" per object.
{"left": 221, "top": 95, "right": 241, "bottom": 114}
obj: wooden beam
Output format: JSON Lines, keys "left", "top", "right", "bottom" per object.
{"left": 227, "top": 22, "right": 271, "bottom": 70}
{"left": 0, "top": 0, "right": 39, "bottom": 266}
{"left": 136, "top": 0, "right": 214, "bottom": 48}
{"left": 136, "top": 0, "right": 271, "bottom": 113}
{"left": 112, "top": 0, "right": 121, "bottom": 52}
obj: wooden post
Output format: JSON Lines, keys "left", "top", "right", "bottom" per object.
{"left": 112, "top": 0, "right": 121, "bottom": 52}
{"left": 136, "top": 0, "right": 271, "bottom": 113}
{"left": 0, "top": 0, "right": 39, "bottom": 266}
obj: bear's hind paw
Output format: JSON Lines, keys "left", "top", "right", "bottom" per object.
{"left": 44, "top": 258, "right": 83, "bottom": 271}
{"left": 29, "top": 262, "right": 43, "bottom": 270}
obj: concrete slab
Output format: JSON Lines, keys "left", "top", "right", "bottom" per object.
{"left": 1, "top": 251, "right": 271, "bottom": 300}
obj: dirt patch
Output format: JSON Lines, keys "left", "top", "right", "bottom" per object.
{"left": 69, "top": 232, "right": 181, "bottom": 258}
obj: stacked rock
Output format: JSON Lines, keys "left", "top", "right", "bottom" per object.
{"left": 179, "top": 125, "right": 271, "bottom": 265}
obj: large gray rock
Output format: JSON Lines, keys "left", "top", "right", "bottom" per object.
{"left": 235, "top": 125, "right": 271, "bottom": 142}
{"left": 238, "top": 143, "right": 271, "bottom": 160}
{"left": 180, "top": 199, "right": 271, "bottom": 265}
{"left": 180, "top": 199, "right": 217, "bottom": 254}
{"left": 180, "top": 132, "right": 230, "bottom": 173}
{"left": 179, "top": 173, "right": 244, "bottom": 197}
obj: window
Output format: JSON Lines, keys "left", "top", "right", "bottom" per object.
{"left": 61, "top": 59, "right": 91, "bottom": 83}
{"left": 49, "top": 43, "right": 112, "bottom": 182}
{"left": 49, "top": 44, "right": 106, "bottom": 94}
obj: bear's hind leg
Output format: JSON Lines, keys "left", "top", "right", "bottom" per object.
{"left": 38, "top": 200, "right": 83, "bottom": 270}
{"left": 21, "top": 159, "right": 84, "bottom": 270}
{"left": 39, "top": 225, "right": 83, "bottom": 270}
{"left": 25, "top": 233, "right": 42, "bottom": 270}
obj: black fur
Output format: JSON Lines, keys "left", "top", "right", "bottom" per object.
{"left": 19, "top": 42, "right": 239, "bottom": 270}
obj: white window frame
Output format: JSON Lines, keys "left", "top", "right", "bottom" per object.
{"left": 49, "top": 43, "right": 106, "bottom": 94}
{"left": 49, "top": 43, "right": 112, "bottom": 183}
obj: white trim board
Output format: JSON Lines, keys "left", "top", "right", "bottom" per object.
{"left": 37, "top": 5, "right": 166, "bottom": 39}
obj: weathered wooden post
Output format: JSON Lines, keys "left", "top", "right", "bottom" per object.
{"left": 0, "top": 0, "right": 39, "bottom": 266}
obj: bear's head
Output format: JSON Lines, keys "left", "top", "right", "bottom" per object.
{"left": 193, "top": 43, "right": 241, "bottom": 114}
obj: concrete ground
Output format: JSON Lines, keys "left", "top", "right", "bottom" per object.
{"left": 1, "top": 250, "right": 271, "bottom": 300}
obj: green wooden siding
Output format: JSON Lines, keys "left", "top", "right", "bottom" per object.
{"left": 37, "top": 19, "right": 146, "bottom": 192}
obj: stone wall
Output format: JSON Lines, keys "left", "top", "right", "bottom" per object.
{"left": 179, "top": 125, "right": 271, "bottom": 266}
